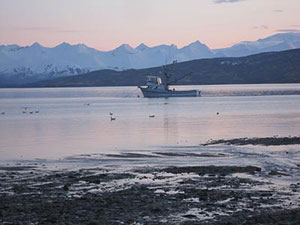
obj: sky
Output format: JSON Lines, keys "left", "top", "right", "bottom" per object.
{"left": 0, "top": 0, "right": 299, "bottom": 50}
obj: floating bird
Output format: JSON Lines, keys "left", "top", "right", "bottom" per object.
{"left": 110, "top": 116, "right": 116, "bottom": 121}
{"left": 109, "top": 112, "right": 113, "bottom": 115}
{"left": 149, "top": 115, "right": 155, "bottom": 118}
{"left": 29, "top": 111, "right": 33, "bottom": 114}
{"left": 22, "top": 111, "right": 26, "bottom": 114}
{"left": 216, "top": 112, "right": 220, "bottom": 115}
{"left": 1, "top": 112, "right": 5, "bottom": 115}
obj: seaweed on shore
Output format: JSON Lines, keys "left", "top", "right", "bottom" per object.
{"left": 0, "top": 165, "right": 299, "bottom": 224}
{"left": 160, "top": 165, "right": 261, "bottom": 176}
{"left": 203, "top": 136, "right": 300, "bottom": 146}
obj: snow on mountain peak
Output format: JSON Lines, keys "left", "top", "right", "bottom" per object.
{"left": 215, "top": 32, "right": 300, "bottom": 57}
{"left": 136, "top": 43, "right": 149, "bottom": 51}
{"left": 1, "top": 32, "right": 300, "bottom": 84}
{"left": 31, "top": 42, "right": 43, "bottom": 48}
{"left": 116, "top": 44, "right": 133, "bottom": 49}
{"left": 113, "top": 44, "right": 136, "bottom": 54}
{"left": 55, "top": 42, "right": 72, "bottom": 48}
{"left": 76, "top": 43, "right": 88, "bottom": 48}
{"left": 179, "top": 40, "right": 213, "bottom": 59}
{"left": 187, "top": 40, "right": 203, "bottom": 47}
{"left": 183, "top": 40, "right": 210, "bottom": 51}
{"left": 75, "top": 43, "right": 92, "bottom": 53}
{"left": 261, "top": 32, "right": 300, "bottom": 42}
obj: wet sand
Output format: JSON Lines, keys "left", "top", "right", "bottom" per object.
{"left": 1, "top": 138, "right": 300, "bottom": 224}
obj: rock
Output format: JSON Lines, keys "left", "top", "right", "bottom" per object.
{"left": 182, "top": 214, "right": 197, "bottom": 219}
{"left": 63, "top": 184, "right": 69, "bottom": 191}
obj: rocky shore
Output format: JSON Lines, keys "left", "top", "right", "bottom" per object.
{"left": 202, "top": 136, "right": 300, "bottom": 146}
{"left": 1, "top": 137, "right": 300, "bottom": 224}
{"left": 0, "top": 163, "right": 299, "bottom": 224}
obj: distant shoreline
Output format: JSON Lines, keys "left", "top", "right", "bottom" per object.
{"left": 1, "top": 81, "right": 300, "bottom": 89}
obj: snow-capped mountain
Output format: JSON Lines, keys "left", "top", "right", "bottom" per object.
{"left": 214, "top": 32, "right": 300, "bottom": 57}
{"left": 0, "top": 40, "right": 214, "bottom": 82}
{"left": 0, "top": 32, "right": 300, "bottom": 84}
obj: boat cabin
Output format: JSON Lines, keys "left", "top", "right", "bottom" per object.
{"left": 147, "top": 76, "right": 162, "bottom": 85}
{"left": 146, "top": 76, "right": 166, "bottom": 90}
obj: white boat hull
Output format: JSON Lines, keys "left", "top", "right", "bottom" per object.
{"left": 140, "top": 87, "right": 201, "bottom": 98}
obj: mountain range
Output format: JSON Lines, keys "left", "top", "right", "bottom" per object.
{"left": 0, "top": 32, "right": 300, "bottom": 85}
{"left": 26, "top": 48, "right": 300, "bottom": 88}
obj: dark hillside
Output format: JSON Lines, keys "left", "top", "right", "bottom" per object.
{"left": 26, "top": 49, "right": 300, "bottom": 87}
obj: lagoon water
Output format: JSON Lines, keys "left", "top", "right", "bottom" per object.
{"left": 1, "top": 84, "right": 300, "bottom": 161}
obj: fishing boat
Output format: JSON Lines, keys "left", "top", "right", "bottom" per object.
{"left": 138, "top": 63, "right": 201, "bottom": 98}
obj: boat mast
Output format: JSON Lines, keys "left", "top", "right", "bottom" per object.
{"left": 161, "top": 61, "right": 193, "bottom": 88}
{"left": 161, "top": 60, "right": 177, "bottom": 90}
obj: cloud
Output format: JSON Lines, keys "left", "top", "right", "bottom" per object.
{"left": 276, "top": 29, "right": 300, "bottom": 33}
{"left": 214, "top": 0, "right": 245, "bottom": 3}
{"left": 273, "top": 9, "right": 284, "bottom": 13}
{"left": 253, "top": 25, "right": 269, "bottom": 30}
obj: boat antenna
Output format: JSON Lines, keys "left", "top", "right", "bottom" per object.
{"left": 161, "top": 60, "right": 178, "bottom": 88}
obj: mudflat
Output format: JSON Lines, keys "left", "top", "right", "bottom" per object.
{"left": 1, "top": 136, "right": 300, "bottom": 224}
{"left": 1, "top": 164, "right": 299, "bottom": 224}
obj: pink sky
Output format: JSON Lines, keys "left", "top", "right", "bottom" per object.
{"left": 0, "top": 0, "right": 299, "bottom": 50}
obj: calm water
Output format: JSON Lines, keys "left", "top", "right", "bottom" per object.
{"left": 1, "top": 84, "right": 300, "bottom": 160}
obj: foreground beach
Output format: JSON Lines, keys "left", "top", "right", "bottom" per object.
{"left": 1, "top": 137, "right": 300, "bottom": 224}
